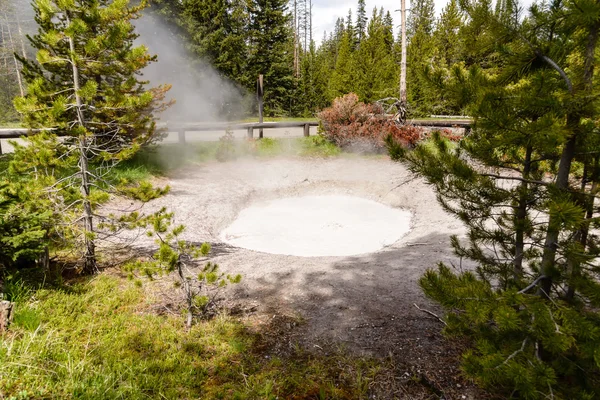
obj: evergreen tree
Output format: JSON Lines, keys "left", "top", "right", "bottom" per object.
{"left": 355, "top": 0, "right": 367, "bottom": 45}
{"left": 428, "top": 0, "right": 466, "bottom": 114}
{"left": 345, "top": 9, "right": 355, "bottom": 49}
{"left": 327, "top": 30, "right": 355, "bottom": 99}
{"left": 354, "top": 8, "right": 398, "bottom": 103}
{"left": 387, "top": 1, "right": 600, "bottom": 397}
{"left": 383, "top": 10, "right": 394, "bottom": 49}
{"left": 247, "top": 0, "right": 293, "bottom": 115}
{"left": 149, "top": 0, "right": 248, "bottom": 86}
{"left": 433, "top": 0, "right": 464, "bottom": 68}
{"left": 13, "top": 0, "right": 169, "bottom": 273}
{"left": 406, "top": 0, "right": 436, "bottom": 115}
{"left": 407, "top": 0, "right": 434, "bottom": 38}
{"left": 459, "top": 0, "right": 498, "bottom": 68}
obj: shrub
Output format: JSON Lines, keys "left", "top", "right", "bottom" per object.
{"left": 318, "top": 93, "right": 424, "bottom": 150}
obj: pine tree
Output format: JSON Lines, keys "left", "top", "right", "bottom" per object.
{"left": 149, "top": 0, "right": 248, "bottom": 87}
{"left": 383, "top": 10, "right": 394, "bottom": 49}
{"left": 406, "top": 0, "right": 436, "bottom": 116}
{"left": 327, "top": 30, "right": 355, "bottom": 100}
{"left": 355, "top": 0, "right": 367, "bottom": 45}
{"left": 433, "top": 0, "right": 464, "bottom": 68}
{"left": 13, "top": 0, "right": 169, "bottom": 273}
{"left": 354, "top": 8, "right": 398, "bottom": 103}
{"left": 387, "top": 1, "right": 600, "bottom": 397}
{"left": 345, "top": 9, "right": 355, "bottom": 49}
{"left": 246, "top": 0, "right": 293, "bottom": 115}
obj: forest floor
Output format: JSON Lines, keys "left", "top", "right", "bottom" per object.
{"left": 105, "top": 149, "right": 490, "bottom": 399}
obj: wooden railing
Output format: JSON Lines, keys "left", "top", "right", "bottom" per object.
{"left": 0, "top": 119, "right": 472, "bottom": 154}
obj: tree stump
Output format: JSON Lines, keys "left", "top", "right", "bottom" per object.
{"left": 0, "top": 301, "right": 14, "bottom": 332}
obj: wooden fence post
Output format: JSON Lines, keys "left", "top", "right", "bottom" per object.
{"left": 0, "top": 140, "right": 3, "bottom": 155}
{"left": 0, "top": 301, "right": 13, "bottom": 332}
{"left": 303, "top": 123, "right": 310, "bottom": 137}
{"left": 247, "top": 126, "right": 253, "bottom": 139}
{"left": 257, "top": 75, "right": 264, "bottom": 139}
{"left": 177, "top": 130, "right": 186, "bottom": 144}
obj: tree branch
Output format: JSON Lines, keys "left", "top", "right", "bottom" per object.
{"left": 413, "top": 303, "right": 447, "bottom": 326}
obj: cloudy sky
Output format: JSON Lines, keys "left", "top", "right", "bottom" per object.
{"left": 311, "top": 0, "right": 448, "bottom": 42}
{"left": 311, "top": 0, "right": 535, "bottom": 43}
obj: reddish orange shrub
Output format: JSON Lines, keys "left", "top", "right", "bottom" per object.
{"left": 429, "top": 128, "right": 462, "bottom": 142}
{"left": 318, "top": 93, "right": 424, "bottom": 150}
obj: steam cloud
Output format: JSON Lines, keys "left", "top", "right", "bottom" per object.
{"left": 134, "top": 12, "right": 253, "bottom": 123}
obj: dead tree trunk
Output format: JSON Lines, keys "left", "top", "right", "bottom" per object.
{"left": 0, "top": 300, "right": 14, "bottom": 332}
{"left": 538, "top": 13, "right": 599, "bottom": 298}
{"left": 1, "top": 18, "right": 9, "bottom": 69}
{"left": 4, "top": 13, "right": 24, "bottom": 96}
{"left": 257, "top": 75, "right": 264, "bottom": 138}
{"left": 513, "top": 145, "right": 532, "bottom": 278}
{"left": 68, "top": 15, "right": 97, "bottom": 274}
{"left": 399, "top": 0, "right": 407, "bottom": 106}
{"left": 176, "top": 258, "right": 194, "bottom": 330}
{"left": 16, "top": 13, "right": 27, "bottom": 60}
{"left": 293, "top": 0, "right": 299, "bottom": 77}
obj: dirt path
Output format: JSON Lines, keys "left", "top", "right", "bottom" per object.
{"left": 114, "top": 155, "right": 481, "bottom": 398}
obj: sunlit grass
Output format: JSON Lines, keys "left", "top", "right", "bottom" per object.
{"left": 240, "top": 116, "right": 319, "bottom": 123}
{"left": 0, "top": 274, "right": 381, "bottom": 399}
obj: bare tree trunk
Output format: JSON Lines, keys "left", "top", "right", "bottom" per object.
{"left": 538, "top": 134, "right": 576, "bottom": 297}
{"left": 16, "top": 13, "right": 27, "bottom": 60}
{"left": 1, "top": 19, "right": 8, "bottom": 69}
{"left": 78, "top": 136, "right": 96, "bottom": 274}
{"left": 308, "top": 0, "right": 312, "bottom": 45}
{"left": 4, "top": 13, "right": 24, "bottom": 96}
{"left": 303, "top": 0, "right": 307, "bottom": 52}
{"left": 513, "top": 145, "right": 532, "bottom": 277}
{"left": 538, "top": 13, "right": 599, "bottom": 298}
{"left": 399, "top": 0, "right": 407, "bottom": 105}
{"left": 293, "top": 0, "right": 299, "bottom": 77}
{"left": 566, "top": 155, "right": 599, "bottom": 301}
{"left": 177, "top": 259, "right": 193, "bottom": 330}
{"left": 68, "top": 15, "right": 97, "bottom": 274}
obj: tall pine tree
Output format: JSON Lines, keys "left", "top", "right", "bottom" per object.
{"left": 14, "top": 0, "right": 169, "bottom": 273}
{"left": 247, "top": 0, "right": 293, "bottom": 115}
{"left": 388, "top": 1, "right": 600, "bottom": 397}
{"left": 355, "top": 0, "right": 367, "bottom": 46}
{"left": 406, "top": 0, "right": 436, "bottom": 116}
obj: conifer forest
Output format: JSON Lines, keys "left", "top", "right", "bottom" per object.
{"left": 1, "top": 0, "right": 600, "bottom": 399}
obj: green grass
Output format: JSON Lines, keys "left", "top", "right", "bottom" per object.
{"left": 110, "top": 136, "right": 342, "bottom": 178}
{"left": 0, "top": 274, "right": 381, "bottom": 399}
{"left": 0, "top": 122, "right": 23, "bottom": 129}
{"left": 240, "top": 117, "right": 319, "bottom": 123}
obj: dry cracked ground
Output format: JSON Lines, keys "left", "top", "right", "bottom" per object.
{"left": 108, "top": 155, "right": 488, "bottom": 399}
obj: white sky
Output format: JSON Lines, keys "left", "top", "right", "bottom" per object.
{"left": 311, "top": 0, "right": 535, "bottom": 44}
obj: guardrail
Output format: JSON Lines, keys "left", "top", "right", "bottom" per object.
{"left": 0, "top": 119, "right": 472, "bottom": 154}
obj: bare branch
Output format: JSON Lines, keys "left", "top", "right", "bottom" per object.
{"left": 413, "top": 303, "right": 447, "bottom": 326}
{"left": 495, "top": 338, "right": 528, "bottom": 369}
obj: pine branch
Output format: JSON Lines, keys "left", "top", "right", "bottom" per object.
{"left": 518, "top": 275, "right": 547, "bottom": 294}
{"left": 413, "top": 303, "right": 447, "bottom": 326}
{"left": 495, "top": 338, "right": 528, "bottom": 369}
{"left": 480, "top": 173, "right": 550, "bottom": 186}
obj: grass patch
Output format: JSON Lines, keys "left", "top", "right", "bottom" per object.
{"left": 240, "top": 117, "right": 318, "bottom": 123}
{"left": 0, "top": 274, "right": 382, "bottom": 399}
{"left": 298, "top": 135, "right": 341, "bottom": 157}
{"left": 111, "top": 136, "right": 343, "bottom": 177}
{"left": 0, "top": 122, "right": 23, "bottom": 128}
